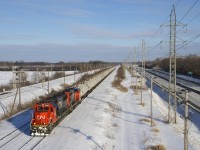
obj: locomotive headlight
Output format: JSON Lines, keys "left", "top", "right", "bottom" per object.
{"left": 34, "top": 123, "right": 36, "bottom": 125}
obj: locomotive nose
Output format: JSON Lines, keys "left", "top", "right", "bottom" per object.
{"left": 34, "top": 112, "right": 48, "bottom": 125}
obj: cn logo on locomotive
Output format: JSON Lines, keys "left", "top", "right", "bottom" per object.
{"left": 37, "top": 115, "right": 46, "bottom": 120}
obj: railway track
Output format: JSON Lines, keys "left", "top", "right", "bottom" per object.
{"left": 0, "top": 126, "right": 30, "bottom": 149}
{"left": 18, "top": 136, "right": 45, "bottom": 150}
{"left": 0, "top": 67, "right": 115, "bottom": 149}
{"left": 0, "top": 121, "right": 30, "bottom": 141}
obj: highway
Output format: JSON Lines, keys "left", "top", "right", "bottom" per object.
{"left": 146, "top": 69, "right": 200, "bottom": 94}
{"left": 137, "top": 68, "right": 200, "bottom": 112}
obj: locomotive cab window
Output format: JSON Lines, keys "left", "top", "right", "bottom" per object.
{"left": 37, "top": 106, "right": 49, "bottom": 112}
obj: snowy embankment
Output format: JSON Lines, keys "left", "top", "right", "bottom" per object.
{"left": 0, "top": 69, "right": 97, "bottom": 118}
{"left": 146, "top": 81, "right": 200, "bottom": 150}
{"left": 0, "top": 67, "right": 200, "bottom": 150}
{"left": 35, "top": 67, "right": 199, "bottom": 150}
{"left": 0, "top": 67, "right": 115, "bottom": 150}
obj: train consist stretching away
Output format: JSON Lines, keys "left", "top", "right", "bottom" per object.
{"left": 30, "top": 87, "right": 81, "bottom": 136}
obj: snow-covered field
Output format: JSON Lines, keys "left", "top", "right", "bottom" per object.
{"left": 0, "top": 67, "right": 200, "bottom": 149}
{"left": 0, "top": 71, "right": 77, "bottom": 86}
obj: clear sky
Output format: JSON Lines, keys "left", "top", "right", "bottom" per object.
{"left": 0, "top": 0, "right": 199, "bottom": 62}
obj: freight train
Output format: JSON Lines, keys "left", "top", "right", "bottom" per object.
{"left": 30, "top": 87, "right": 81, "bottom": 136}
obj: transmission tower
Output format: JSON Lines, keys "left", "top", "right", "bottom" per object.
{"left": 161, "top": 5, "right": 186, "bottom": 123}
{"left": 168, "top": 5, "right": 179, "bottom": 123}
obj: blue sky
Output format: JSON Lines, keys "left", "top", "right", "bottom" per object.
{"left": 0, "top": 0, "right": 199, "bottom": 62}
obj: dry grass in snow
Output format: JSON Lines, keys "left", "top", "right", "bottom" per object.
{"left": 138, "top": 102, "right": 145, "bottom": 107}
{"left": 147, "top": 144, "right": 166, "bottom": 150}
{"left": 151, "top": 127, "right": 160, "bottom": 133}
{"left": 112, "top": 66, "right": 128, "bottom": 93}
{"left": 140, "top": 118, "right": 157, "bottom": 126}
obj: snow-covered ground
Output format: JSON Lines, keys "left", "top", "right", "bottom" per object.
{"left": 0, "top": 71, "right": 77, "bottom": 86}
{"left": 0, "top": 67, "right": 200, "bottom": 150}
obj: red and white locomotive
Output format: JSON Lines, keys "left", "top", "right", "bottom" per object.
{"left": 30, "top": 87, "right": 81, "bottom": 136}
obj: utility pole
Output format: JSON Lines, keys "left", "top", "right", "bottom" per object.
{"left": 11, "top": 88, "right": 18, "bottom": 114}
{"left": 36, "top": 68, "right": 39, "bottom": 83}
{"left": 12, "top": 67, "right": 23, "bottom": 110}
{"left": 131, "top": 54, "right": 133, "bottom": 87}
{"left": 184, "top": 90, "right": 189, "bottom": 150}
{"left": 51, "top": 65, "right": 53, "bottom": 78}
{"left": 18, "top": 71, "right": 22, "bottom": 109}
{"left": 48, "top": 69, "right": 50, "bottom": 94}
{"left": 142, "top": 40, "right": 146, "bottom": 78}
{"left": 74, "top": 66, "right": 76, "bottom": 83}
{"left": 134, "top": 48, "right": 137, "bottom": 89}
{"left": 42, "top": 70, "right": 45, "bottom": 87}
{"left": 140, "top": 72, "right": 143, "bottom": 103}
{"left": 150, "top": 76, "right": 153, "bottom": 127}
{"left": 62, "top": 65, "right": 65, "bottom": 88}
{"left": 141, "top": 40, "right": 145, "bottom": 103}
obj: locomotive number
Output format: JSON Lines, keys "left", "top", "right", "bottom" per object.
{"left": 37, "top": 115, "right": 45, "bottom": 120}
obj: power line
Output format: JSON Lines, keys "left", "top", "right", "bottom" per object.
{"left": 155, "top": 33, "right": 200, "bottom": 58}
{"left": 146, "top": 0, "right": 182, "bottom": 45}
{"left": 146, "top": 31, "right": 170, "bottom": 55}
{"left": 150, "top": 5, "right": 200, "bottom": 59}
{"left": 187, "top": 11, "right": 200, "bottom": 25}
{"left": 176, "top": 33, "right": 200, "bottom": 51}
{"left": 179, "top": 0, "right": 199, "bottom": 22}
{"left": 176, "top": 0, "right": 199, "bottom": 34}
{"left": 175, "top": 0, "right": 182, "bottom": 7}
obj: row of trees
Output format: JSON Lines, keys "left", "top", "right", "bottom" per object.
{"left": 0, "top": 61, "right": 115, "bottom": 92}
{"left": 0, "top": 61, "right": 115, "bottom": 71}
{"left": 151, "top": 55, "right": 200, "bottom": 77}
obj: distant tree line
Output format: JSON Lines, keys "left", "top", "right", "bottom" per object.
{"left": 0, "top": 60, "right": 116, "bottom": 92}
{"left": 150, "top": 55, "right": 200, "bottom": 78}
{"left": 0, "top": 60, "right": 117, "bottom": 71}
